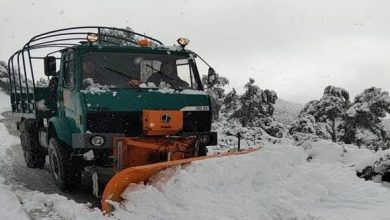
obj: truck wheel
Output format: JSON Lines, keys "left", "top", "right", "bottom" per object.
{"left": 20, "top": 119, "right": 46, "bottom": 168}
{"left": 48, "top": 137, "right": 81, "bottom": 192}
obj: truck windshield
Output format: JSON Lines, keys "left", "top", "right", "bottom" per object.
{"left": 82, "top": 52, "right": 199, "bottom": 90}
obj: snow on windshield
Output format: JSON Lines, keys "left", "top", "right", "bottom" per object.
{"left": 80, "top": 78, "right": 115, "bottom": 94}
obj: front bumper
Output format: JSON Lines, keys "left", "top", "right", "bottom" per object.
{"left": 72, "top": 133, "right": 124, "bottom": 149}
{"left": 72, "top": 132, "right": 218, "bottom": 149}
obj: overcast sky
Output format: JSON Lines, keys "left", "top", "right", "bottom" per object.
{"left": 1, "top": 0, "right": 390, "bottom": 103}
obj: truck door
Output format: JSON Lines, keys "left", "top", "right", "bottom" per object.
{"left": 59, "top": 52, "right": 77, "bottom": 123}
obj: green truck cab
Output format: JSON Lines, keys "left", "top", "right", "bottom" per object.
{"left": 8, "top": 27, "right": 217, "bottom": 191}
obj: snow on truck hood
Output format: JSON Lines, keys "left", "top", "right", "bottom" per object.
{"left": 82, "top": 88, "right": 209, "bottom": 112}
{"left": 80, "top": 83, "right": 207, "bottom": 96}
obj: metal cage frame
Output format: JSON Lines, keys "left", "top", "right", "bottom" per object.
{"left": 7, "top": 26, "right": 164, "bottom": 114}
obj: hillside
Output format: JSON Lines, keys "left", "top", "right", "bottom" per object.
{"left": 273, "top": 98, "right": 302, "bottom": 126}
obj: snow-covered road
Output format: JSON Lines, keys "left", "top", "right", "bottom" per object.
{"left": 1, "top": 113, "right": 100, "bottom": 199}
{"left": 0, "top": 91, "right": 390, "bottom": 219}
{"left": 0, "top": 122, "right": 29, "bottom": 219}
{"left": 0, "top": 92, "right": 101, "bottom": 219}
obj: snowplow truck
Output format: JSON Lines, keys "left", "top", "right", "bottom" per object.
{"left": 8, "top": 27, "right": 256, "bottom": 213}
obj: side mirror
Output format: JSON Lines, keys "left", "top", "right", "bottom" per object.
{"left": 44, "top": 56, "right": 57, "bottom": 76}
{"left": 207, "top": 67, "right": 217, "bottom": 86}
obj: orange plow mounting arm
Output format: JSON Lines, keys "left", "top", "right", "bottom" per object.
{"left": 101, "top": 148, "right": 259, "bottom": 214}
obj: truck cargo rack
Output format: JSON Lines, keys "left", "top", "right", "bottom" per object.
{"left": 7, "top": 26, "right": 164, "bottom": 116}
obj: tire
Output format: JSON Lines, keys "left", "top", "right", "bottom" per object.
{"left": 48, "top": 137, "right": 81, "bottom": 192}
{"left": 20, "top": 119, "right": 46, "bottom": 168}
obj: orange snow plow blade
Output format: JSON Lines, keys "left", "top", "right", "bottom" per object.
{"left": 101, "top": 148, "right": 259, "bottom": 213}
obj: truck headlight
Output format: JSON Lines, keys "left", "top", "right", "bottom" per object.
{"left": 90, "top": 135, "right": 106, "bottom": 147}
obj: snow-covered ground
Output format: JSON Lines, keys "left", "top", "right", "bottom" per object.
{"left": 0, "top": 123, "right": 30, "bottom": 219}
{"left": 0, "top": 91, "right": 390, "bottom": 219}
{"left": 112, "top": 142, "right": 390, "bottom": 220}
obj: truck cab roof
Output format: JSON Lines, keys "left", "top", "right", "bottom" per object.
{"left": 71, "top": 44, "right": 194, "bottom": 57}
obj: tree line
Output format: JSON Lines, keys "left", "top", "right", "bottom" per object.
{"left": 289, "top": 86, "right": 390, "bottom": 150}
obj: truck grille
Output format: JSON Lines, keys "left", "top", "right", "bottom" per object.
{"left": 86, "top": 111, "right": 211, "bottom": 136}
{"left": 86, "top": 112, "right": 142, "bottom": 136}
{"left": 183, "top": 111, "right": 211, "bottom": 132}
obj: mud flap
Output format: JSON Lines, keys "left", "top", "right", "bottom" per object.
{"left": 101, "top": 148, "right": 260, "bottom": 214}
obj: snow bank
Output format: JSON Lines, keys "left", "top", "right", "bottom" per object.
{"left": 301, "top": 139, "right": 374, "bottom": 165}
{"left": 354, "top": 149, "right": 390, "bottom": 172}
{"left": 0, "top": 178, "right": 29, "bottom": 220}
{"left": 0, "top": 122, "right": 29, "bottom": 219}
{"left": 297, "top": 138, "right": 390, "bottom": 180}
{"left": 0, "top": 123, "right": 20, "bottom": 173}
{"left": 114, "top": 143, "right": 390, "bottom": 220}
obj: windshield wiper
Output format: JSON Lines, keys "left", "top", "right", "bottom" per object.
{"left": 103, "top": 66, "right": 138, "bottom": 88}
{"left": 145, "top": 64, "right": 179, "bottom": 90}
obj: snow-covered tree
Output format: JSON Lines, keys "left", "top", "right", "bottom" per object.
{"left": 342, "top": 87, "right": 390, "bottom": 150}
{"left": 293, "top": 86, "right": 390, "bottom": 149}
{"left": 259, "top": 117, "right": 285, "bottom": 138}
{"left": 297, "top": 85, "right": 350, "bottom": 142}
{"left": 315, "top": 122, "right": 333, "bottom": 140}
{"left": 220, "top": 78, "right": 283, "bottom": 137}
{"left": 221, "top": 88, "right": 241, "bottom": 118}
{"left": 36, "top": 77, "right": 49, "bottom": 87}
{"left": 299, "top": 100, "right": 319, "bottom": 117}
{"left": 100, "top": 27, "right": 136, "bottom": 45}
{"left": 236, "top": 78, "right": 277, "bottom": 127}
{"left": 0, "top": 61, "right": 10, "bottom": 93}
{"left": 202, "top": 73, "right": 229, "bottom": 120}
{"left": 289, "top": 113, "right": 332, "bottom": 141}
{"left": 315, "top": 86, "right": 350, "bottom": 142}
{"left": 289, "top": 114, "right": 316, "bottom": 135}
{"left": 0, "top": 61, "right": 7, "bottom": 76}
